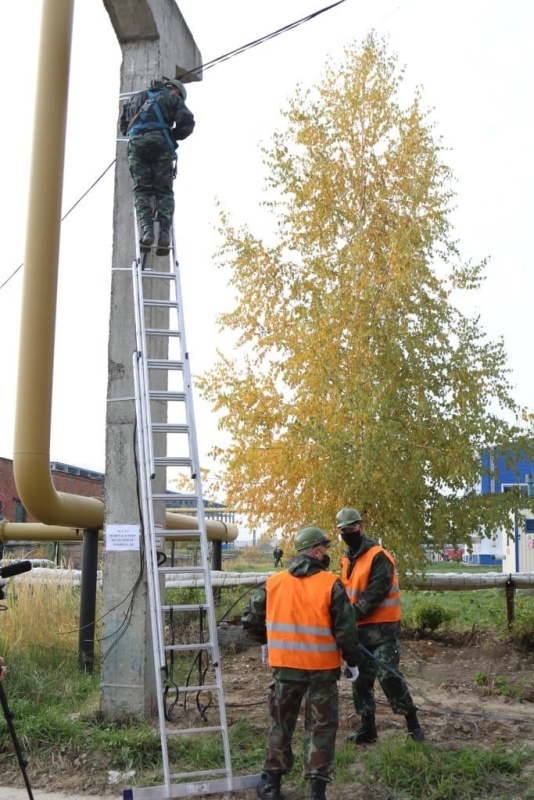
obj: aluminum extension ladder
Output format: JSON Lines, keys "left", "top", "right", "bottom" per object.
{"left": 124, "top": 219, "right": 260, "bottom": 799}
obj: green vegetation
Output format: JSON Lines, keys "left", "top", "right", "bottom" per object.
{"left": 471, "top": 672, "right": 530, "bottom": 702}
{"left": 198, "top": 31, "right": 534, "bottom": 571}
{"left": 359, "top": 738, "right": 532, "bottom": 800}
{"left": 0, "top": 571, "right": 533, "bottom": 796}
{"left": 409, "top": 600, "right": 454, "bottom": 634}
{"left": 401, "top": 586, "right": 534, "bottom": 644}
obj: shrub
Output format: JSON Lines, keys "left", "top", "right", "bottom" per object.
{"left": 411, "top": 600, "right": 454, "bottom": 633}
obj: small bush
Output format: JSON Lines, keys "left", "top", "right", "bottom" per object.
{"left": 411, "top": 600, "right": 454, "bottom": 633}
{"left": 473, "top": 672, "right": 488, "bottom": 687}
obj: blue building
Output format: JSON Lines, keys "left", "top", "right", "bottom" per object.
{"left": 480, "top": 448, "right": 534, "bottom": 572}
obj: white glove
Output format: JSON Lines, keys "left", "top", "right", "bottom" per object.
{"left": 261, "top": 644, "right": 269, "bottom": 665}
{"left": 344, "top": 665, "right": 359, "bottom": 682}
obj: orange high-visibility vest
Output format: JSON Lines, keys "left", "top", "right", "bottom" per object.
{"left": 265, "top": 570, "right": 341, "bottom": 670}
{"left": 341, "top": 545, "right": 401, "bottom": 625}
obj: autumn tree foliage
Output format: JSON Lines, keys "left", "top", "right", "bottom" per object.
{"left": 199, "top": 34, "right": 534, "bottom": 571}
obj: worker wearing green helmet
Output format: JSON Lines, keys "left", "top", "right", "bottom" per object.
{"left": 336, "top": 507, "right": 425, "bottom": 744}
{"left": 242, "top": 525, "right": 360, "bottom": 800}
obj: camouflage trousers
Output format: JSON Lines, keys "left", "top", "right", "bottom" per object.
{"left": 127, "top": 139, "right": 176, "bottom": 224}
{"left": 352, "top": 639, "right": 417, "bottom": 716}
{"left": 263, "top": 678, "right": 338, "bottom": 780}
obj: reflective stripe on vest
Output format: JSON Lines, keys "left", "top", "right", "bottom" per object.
{"left": 265, "top": 569, "right": 341, "bottom": 670}
{"left": 341, "top": 545, "right": 401, "bottom": 625}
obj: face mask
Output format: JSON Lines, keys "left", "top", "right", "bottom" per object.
{"left": 341, "top": 532, "right": 362, "bottom": 550}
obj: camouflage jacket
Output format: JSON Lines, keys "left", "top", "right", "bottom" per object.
{"left": 241, "top": 554, "right": 360, "bottom": 682}
{"left": 119, "top": 80, "right": 195, "bottom": 147}
{"left": 343, "top": 535, "right": 401, "bottom": 647}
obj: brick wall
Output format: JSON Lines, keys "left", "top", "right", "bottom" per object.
{"left": 0, "top": 456, "right": 104, "bottom": 523}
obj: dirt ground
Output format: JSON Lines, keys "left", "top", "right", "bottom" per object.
{"left": 2, "top": 632, "right": 534, "bottom": 799}
{"left": 217, "top": 632, "right": 534, "bottom": 799}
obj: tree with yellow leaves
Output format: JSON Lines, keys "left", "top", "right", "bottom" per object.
{"left": 199, "top": 33, "right": 534, "bottom": 572}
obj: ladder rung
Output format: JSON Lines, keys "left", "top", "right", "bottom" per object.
{"left": 159, "top": 566, "right": 206, "bottom": 574}
{"left": 165, "top": 683, "right": 219, "bottom": 694}
{"left": 153, "top": 456, "right": 192, "bottom": 467}
{"left": 151, "top": 423, "right": 189, "bottom": 434}
{"left": 150, "top": 390, "right": 186, "bottom": 402}
{"left": 166, "top": 725, "right": 223, "bottom": 737}
{"left": 151, "top": 492, "right": 197, "bottom": 501}
{"left": 147, "top": 359, "right": 184, "bottom": 371}
{"left": 145, "top": 328, "right": 181, "bottom": 337}
{"left": 140, "top": 269, "right": 175, "bottom": 279}
{"left": 156, "top": 528, "right": 202, "bottom": 539}
{"left": 144, "top": 298, "right": 177, "bottom": 309}
{"left": 161, "top": 604, "right": 209, "bottom": 612}
{"left": 165, "top": 643, "right": 213, "bottom": 653}
{"left": 169, "top": 768, "right": 228, "bottom": 780}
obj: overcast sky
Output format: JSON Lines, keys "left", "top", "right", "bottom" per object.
{"left": 0, "top": 0, "right": 533, "bottom": 478}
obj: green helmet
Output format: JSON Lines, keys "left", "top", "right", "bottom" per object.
{"left": 336, "top": 507, "right": 362, "bottom": 529}
{"left": 166, "top": 78, "right": 187, "bottom": 100}
{"left": 294, "top": 526, "right": 332, "bottom": 551}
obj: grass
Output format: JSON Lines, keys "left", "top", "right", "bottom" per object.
{"left": 259, "top": 732, "right": 534, "bottom": 800}
{"left": 359, "top": 737, "right": 533, "bottom": 800}
{"left": 401, "top": 587, "right": 534, "bottom": 643}
{"left": 0, "top": 564, "right": 533, "bottom": 797}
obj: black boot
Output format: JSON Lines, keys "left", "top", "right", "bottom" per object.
{"left": 310, "top": 778, "right": 327, "bottom": 799}
{"left": 346, "top": 713, "right": 378, "bottom": 744}
{"left": 156, "top": 220, "right": 171, "bottom": 256}
{"left": 405, "top": 710, "right": 425, "bottom": 742}
{"left": 256, "top": 771, "right": 283, "bottom": 800}
{"left": 139, "top": 218, "right": 154, "bottom": 252}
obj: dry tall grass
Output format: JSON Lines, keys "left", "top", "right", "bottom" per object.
{"left": 0, "top": 576, "right": 84, "bottom": 664}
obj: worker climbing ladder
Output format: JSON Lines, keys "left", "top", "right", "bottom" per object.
{"left": 124, "top": 221, "right": 260, "bottom": 799}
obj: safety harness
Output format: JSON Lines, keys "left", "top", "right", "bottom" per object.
{"left": 127, "top": 90, "right": 176, "bottom": 155}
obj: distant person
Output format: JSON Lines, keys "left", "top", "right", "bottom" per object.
{"left": 0, "top": 656, "right": 6, "bottom": 681}
{"left": 273, "top": 547, "right": 283, "bottom": 568}
{"left": 242, "top": 526, "right": 360, "bottom": 800}
{"left": 120, "top": 78, "right": 195, "bottom": 256}
{"left": 336, "top": 507, "right": 425, "bottom": 744}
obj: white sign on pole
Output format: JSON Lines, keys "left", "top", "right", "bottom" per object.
{"left": 105, "top": 524, "right": 140, "bottom": 551}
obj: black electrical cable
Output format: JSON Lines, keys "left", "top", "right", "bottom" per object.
{"left": 0, "top": 159, "right": 115, "bottom": 292}
{"left": 2, "top": 2, "right": 349, "bottom": 293}
{"left": 100, "top": 414, "right": 146, "bottom": 664}
{"left": 178, "top": 0, "right": 348, "bottom": 80}
{"left": 217, "top": 581, "right": 265, "bottom": 624}
{"left": 357, "top": 643, "right": 534, "bottom": 729}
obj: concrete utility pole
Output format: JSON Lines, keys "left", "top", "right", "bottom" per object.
{"left": 101, "top": 0, "right": 201, "bottom": 719}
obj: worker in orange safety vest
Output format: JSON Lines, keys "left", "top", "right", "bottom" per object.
{"left": 337, "top": 506, "right": 425, "bottom": 745}
{"left": 242, "top": 526, "right": 360, "bottom": 800}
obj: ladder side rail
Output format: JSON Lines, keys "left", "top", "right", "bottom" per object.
{"left": 132, "top": 351, "right": 166, "bottom": 671}
{"left": 132, "top": 349, "right": 172, "bottom": 792}
{"left": 132, "top": 250, "right": 179, "bottom": 794}
{"left": 132, "top": 260, "right": 154, "bottom": 479}
{"left": 132, "top": 258, "right": 156, "bottom": 478}
{"left": 169, "top": 245, "right": 234, "bottom": 776}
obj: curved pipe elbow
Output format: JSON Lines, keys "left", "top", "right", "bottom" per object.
{"left": 13, "top": 452, "right": 103, "bottom": 530}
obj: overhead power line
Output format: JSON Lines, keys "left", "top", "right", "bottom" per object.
{"left": 179, "top": 0, "right": 348, "bottom": 79}
{"left": 0, "top": 159, "right": 115, "bottom": 293}
{"left": 0, "top": 1, "right": 348, "bottom": 293}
